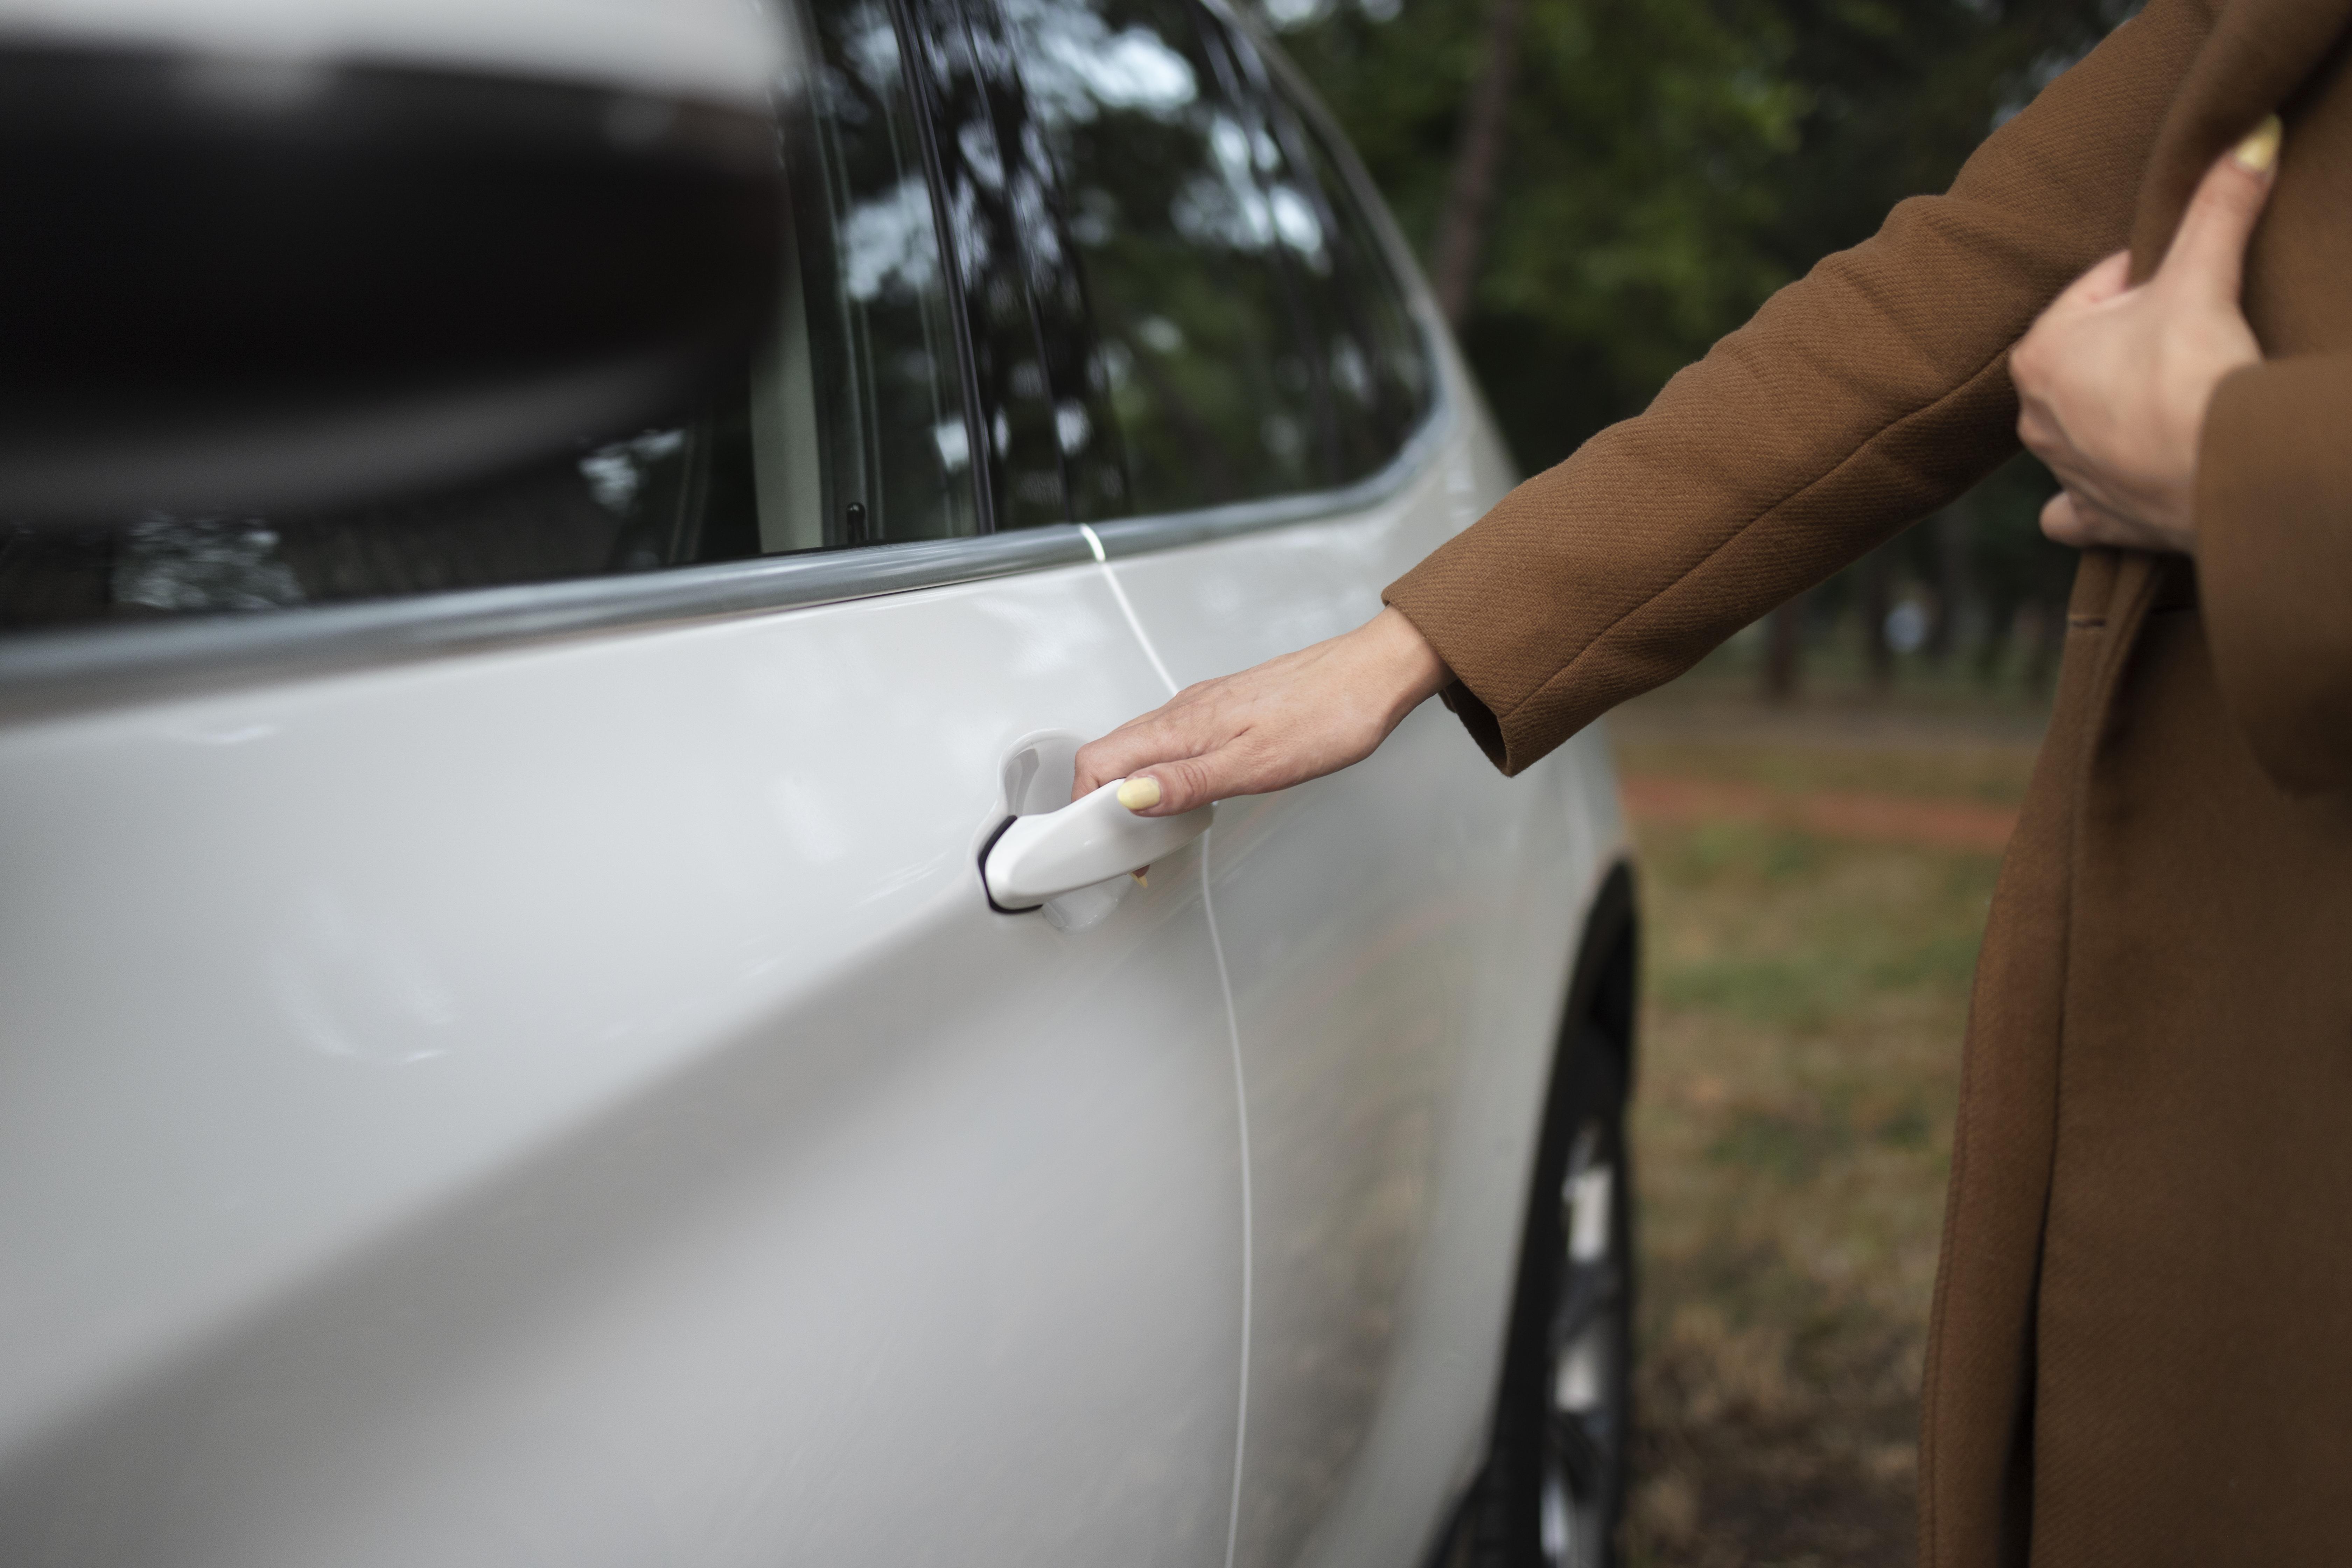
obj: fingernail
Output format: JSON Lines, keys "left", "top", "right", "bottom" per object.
{"left": 2233, "top": 113, "right": 2283, "bottom": 173}
{"left": 1116, "top": 777, "right": 1162, "bottom": 811}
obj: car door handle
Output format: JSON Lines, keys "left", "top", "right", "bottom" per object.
{"left": 982, "top": 780, "right": 1215, "bottom": 910}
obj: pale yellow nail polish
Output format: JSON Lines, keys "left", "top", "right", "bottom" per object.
{"left": 2233, "top": 113, "right": 2283, "bottom": 174}
{"left": 1116, "top": 776, "right": 1162, "bottom": 811}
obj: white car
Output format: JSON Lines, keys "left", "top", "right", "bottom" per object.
{"left": 0, "top": 0, "right": 1637, "bottom": 1564}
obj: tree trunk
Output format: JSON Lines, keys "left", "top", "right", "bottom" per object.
{"left": 1431, "top": 0, "right": 1527, "bottom": 328}
{"left": 1861, "top": 549, "right": 1896, "bottom": 688}
{"left": 2023, "top": 600, "right": 2062, "bottom": 691}
{"left": 1926, "top": 505, "right": 1975, "bottom": 665}
{"left": 1763, "top": 598, "right": 1804, "bottom": 701}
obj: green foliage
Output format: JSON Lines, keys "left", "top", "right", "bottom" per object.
{"left": 1267, "top": 0, "right": 2135, "bottom": 474}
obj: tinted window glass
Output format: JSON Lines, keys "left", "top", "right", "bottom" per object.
{"left": 1254, "top": 71, "right": 1434, "bottom": 481}
{"left": 792, "top": 0, "right": 982, "bottom": 547}
{"left": 0, "top": 0, "right": 971, "bottom": 635}
{"left": 0, "top": 405, "right": 767, "bottom": 631}
{"left": 1006, "top": 0, "right": 1322, "bottom": 514}
{"left": 897, "top": 0, "right": 1124, "bottom": 530}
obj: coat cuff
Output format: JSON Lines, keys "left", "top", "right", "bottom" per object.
{"left": 2194, "top": 355, "right": 2352, "bottom": 793}
{"left": 1384, "top": 564, "right": 1535, "bottom": 775}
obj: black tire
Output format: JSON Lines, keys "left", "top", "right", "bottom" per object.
{"left": 1450, "top": 1013, "right": 1636, "bottom": 1568}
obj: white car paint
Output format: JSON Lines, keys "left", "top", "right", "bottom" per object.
{"left": 0, "top": 564, "right": 1252, "bottom": 1565}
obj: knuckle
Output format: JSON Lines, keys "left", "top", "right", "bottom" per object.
{"left": 1168, "top": 756, "right": 1214, "bottom": 806}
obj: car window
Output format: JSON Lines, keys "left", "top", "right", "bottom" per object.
{"left": 788, "top": 0, "right": 984, "bottom": 548}
{"left": 0, "top": 0, "right": 972, "bottom": 636}
{"left": 1005, "top": 0, "right": 1325, "bottom": 514}
{"left": 894, "top": 0, "right": 1130, "bottom": 531}
{"left": 1247, "top": 54, "right": 1436, "bottom": 482}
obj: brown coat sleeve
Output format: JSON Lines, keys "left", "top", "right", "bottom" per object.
{"left": 1384, "top": 0, "right": 2217, "bottom": 774}
{"left": 2195, "top": 353, "right": 2352, "bottom": 792}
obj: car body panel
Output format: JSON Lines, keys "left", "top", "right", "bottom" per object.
{"left": 0, "top": 564, "right": 1246, "bottom": 1566}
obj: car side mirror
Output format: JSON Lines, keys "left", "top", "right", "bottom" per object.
{"left": 0, "top": 0, "right": 793, "bottom": 520}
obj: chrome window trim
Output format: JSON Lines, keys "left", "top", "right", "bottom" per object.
{"left": 0, "top": 375, "right": 1452, "bottom": 726}
{"left": 0, "top": 527, "right": 1088, "bottom": 723}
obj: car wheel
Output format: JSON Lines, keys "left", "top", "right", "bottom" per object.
{"left": 1452, "top": 1025, "right": 1633, "bottom": 1568}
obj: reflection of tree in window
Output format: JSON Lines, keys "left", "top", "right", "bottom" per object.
{"left": 1009, "top": 0, "right": 1323, "bottom": 514}
{"left": 1266, "top": 90, "right": 1435, "bottom": 480}
{"left": 797, "top": 0, "right": 976, "bottom": 544}
{"left": 840, "top": 178, "right": 945, "bottom": 302}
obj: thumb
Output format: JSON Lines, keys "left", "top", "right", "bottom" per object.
{"left": 1113, "top": 754, "right": 1218, "bottom": 817}
{"left": 2157, "top": 114, "right": 2282, "bottom": 302}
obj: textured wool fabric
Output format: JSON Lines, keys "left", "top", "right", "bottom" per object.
{"left": 2199, "top": 358, "right": 2352, "bottom": 789}
{"left": 1383, "top": 0, "right": 2352, "bottom": 1562}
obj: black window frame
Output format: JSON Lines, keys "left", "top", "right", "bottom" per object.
{"left": 888, "top": 0, "right": 1129, "bottom": 531}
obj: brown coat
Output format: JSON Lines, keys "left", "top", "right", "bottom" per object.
{"left": 1383, "top": 1, "right": 2352, "bottom": 1562}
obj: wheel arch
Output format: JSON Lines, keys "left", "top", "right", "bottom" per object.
{"left": 1559, "top": 859, "right": 1639, "bottom": 1084}
{"left": 1427, "top": 855, "right": 1642, "bottom": 1568}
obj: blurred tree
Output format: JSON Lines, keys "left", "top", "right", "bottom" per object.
{"left": 1429, "top": 0, "right": 1528, "bottom": 324}
{"left": 1957, "top": 450, "right": 2078, "bottom": 680}
{"left": 1264, "top": 0, "right": 2134, "bottom": 687}
{"left": 1271, "top": 0, "right": 2134, "bottom": 467}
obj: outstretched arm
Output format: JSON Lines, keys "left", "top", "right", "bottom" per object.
{"left": 1080, "top": 0, "right": 2216, "bottom": 810}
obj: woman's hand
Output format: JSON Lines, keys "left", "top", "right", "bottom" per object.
{"left": 2012, "top": 115, "right": 2281, "bottom": 555}
{"left": 1073, "top": 606, "right": 1452, "bottom": 815}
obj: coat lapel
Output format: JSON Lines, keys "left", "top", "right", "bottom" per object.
{"left": 2128, "top": 0, "right": 2352, "bottom": 277}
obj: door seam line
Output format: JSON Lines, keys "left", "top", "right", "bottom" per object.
{"left": 1199, "top": 827, "right": 1252, "bottom": 1568}
{"left": 1080, "top": 521, "right": 1250, "bottom": 1568}
{"left": 1079, "top": 525, "right": 1180, "bottom": 695}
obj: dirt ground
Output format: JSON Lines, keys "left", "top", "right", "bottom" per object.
{"left": 1606, "top": 676, "right": 2045, "bottom": 1568}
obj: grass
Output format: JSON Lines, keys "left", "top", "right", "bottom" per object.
{"left": 1608, "top": 678, "right": 2040, "bottom": 1568}
{"left": 1619, "top": 744, "right": 2037, "bottom": 809}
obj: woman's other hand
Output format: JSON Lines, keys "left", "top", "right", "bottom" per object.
{"left": 2012, "top": 115, "right": 2281, "bottom": 554}
{"left": 1073, "top": 606, "right": 1452, "bottom": 815}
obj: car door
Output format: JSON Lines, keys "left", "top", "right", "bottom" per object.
{"left": 0, "top": 2, "right": 1247, "bottom": 1562}
{"left": 1000, "top": 3, "right": 1619, "bottom": 1562}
